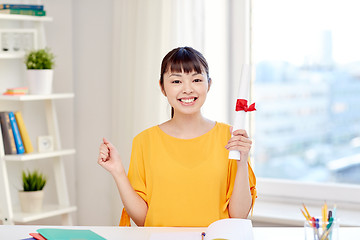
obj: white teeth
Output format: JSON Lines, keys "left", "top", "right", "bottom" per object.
{"left": 180, "top": 98, "right": 195, "bottom": 103}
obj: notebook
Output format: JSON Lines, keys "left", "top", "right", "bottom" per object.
{"left": 34, "top": 228, "right": 106, "bottom": 240}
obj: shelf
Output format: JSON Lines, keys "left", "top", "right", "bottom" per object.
{"left": 0, "top": 93, "right": 74, "bottom": 101}
{"left": 4, "top": 149, "right": 76, "bottom": 162}
{"left": 12, "top": 204, "right": 77, "bottom": 223}
{"left": 0, "top": 14, "right": 52, "bottom": 22}
{"left": 0, "top": 51, "right": 25, "bottom": 59}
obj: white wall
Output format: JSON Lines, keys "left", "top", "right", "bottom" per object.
{"left": 39, "top": 0, "right": 116, "bottom": 225}
{"left": 72, "top": 0, "right": 117, "bottom": 225}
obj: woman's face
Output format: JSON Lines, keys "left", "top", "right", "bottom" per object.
{"left": 161, "top": 69, "right": 210, "bottom": 117}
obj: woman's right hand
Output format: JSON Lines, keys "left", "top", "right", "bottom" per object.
{"left": 98, "top": 137, "right": 125, "bottom": 176}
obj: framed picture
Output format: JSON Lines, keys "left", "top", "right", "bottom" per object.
{"left": 0, "top": 28, "right": 37, "bottom": 53}
{"left": 37, "top": 136, "right": 54, "bottom": 152}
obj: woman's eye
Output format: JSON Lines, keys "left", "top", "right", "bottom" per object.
{"left": 172, "top": 80, "right": 181, "bottom": 84}
{"left": 194, "top": 79, "right": 202, "bottom": 82}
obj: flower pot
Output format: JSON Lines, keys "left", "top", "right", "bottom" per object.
{"left": 18, "top": 190, "right": 44, "bottom": 213}
{"left": 26, "top": 69, "right": 54, "bottom": 95}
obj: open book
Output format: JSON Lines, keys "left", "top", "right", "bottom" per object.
{"left": 150, "top": 218, "right": 254, "bottom": 240}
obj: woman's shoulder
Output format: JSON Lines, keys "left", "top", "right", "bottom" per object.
{"left": 215, "top": 121, "right": 231, "bottom": 131}
{"left": 133, "top": 125, "right": 160, "bottom": 142}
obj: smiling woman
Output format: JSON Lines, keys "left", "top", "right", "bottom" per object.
{"left": 98, "top": 46, "right": 257, "bottom": 227}
{"left": 159, "top": 47, "right": 212, "bottom": 119}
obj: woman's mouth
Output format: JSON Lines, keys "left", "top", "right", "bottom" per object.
{"left": 178, "top": 97, "right": 197, "bottom": 104}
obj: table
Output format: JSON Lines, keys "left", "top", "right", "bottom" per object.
{"left": 0, "top": 225, "right": 359, "bottom": 239}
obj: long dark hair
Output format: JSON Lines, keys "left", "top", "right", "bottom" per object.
{"left": 159, "top": 47, "right": 211, "bottom": 118}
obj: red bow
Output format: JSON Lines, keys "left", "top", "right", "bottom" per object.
{"left": 236, "top": 99, "right": 256, "bottom": 112}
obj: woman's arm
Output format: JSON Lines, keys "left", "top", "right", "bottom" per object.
{"left": 98, "top": 138, "right": 148, "bottom": 226}
{"left": 225, "top": 129, "right": 253, "bottom": 218}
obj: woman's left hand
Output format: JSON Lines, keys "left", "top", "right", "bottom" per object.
{"left": 225, "top": 128, "right": 252, "bottom": 161}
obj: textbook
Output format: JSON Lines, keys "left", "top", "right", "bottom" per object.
{"left": 0, "top": 112, "right": 17, "bottom": 154}
{"left": 149, "top": 218, "right": 254, "bottom": 240}
{"left": 0, "top": 9, "right": 46, "bottom": 16}
{"left": 0, "top": 4, "right": 44, "bottom": 10}
{"left": 3, "top": 87, "right": 28, "bottom": 95}
{"left": 8, "top": 111, "right": 25, "bottom": 154}
{"left": 32, "top": 228, "right": 106, "bottom": 240}
{"left": 15, "top": 111, "right": 34, "bottom": 153}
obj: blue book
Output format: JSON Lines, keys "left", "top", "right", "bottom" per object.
{"left": 0, "top": 4, "right": 44, "bottom": 11}
{"left": 37, "top": 228, "right": 106, "bottom": 240}
{"left": 8, "top": 111, "right": 25, "bottom": 154}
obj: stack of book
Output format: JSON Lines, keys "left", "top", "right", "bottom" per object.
{"left": 3, "top": 87, "right": 28, "bottom": 96}
{"left": 0, "top": 111, "right": 33, "bottom": 155}
{"left": 0, "top": 3, "right": 46, "bottom": 17}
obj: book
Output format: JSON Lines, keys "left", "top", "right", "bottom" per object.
{"left": 3, "top": 87, "right": 28, "bottom": 96}
{"left": 34, "top": 228, "right": 106, "bottom": 240}
{"left": 0, "top": 4, "right": 44, "bottom": 10}
{"left": 15, "top": 111, "right": 34, "bottom": 153}
{"left": 149, "top": 219, "right": 254, "bottom": 240}
{"left": 8, "top": 111, "right": 25, "bottom": 154}
{"left": 0, "top": 9, "right": 46, "bottom": 16}
{"left": 0, "top": 112, "right": 17, "bottom": 155}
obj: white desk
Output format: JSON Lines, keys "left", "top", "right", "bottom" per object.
{"left": 0, "top": 225, "right": 359, "bottom": 240}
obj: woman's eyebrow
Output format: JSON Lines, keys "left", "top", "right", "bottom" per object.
{"left": 192, "top": 73, "right": 202, "bottom": 76}
{"left": 169, "top": 73, "right": 182, "bottom": 77}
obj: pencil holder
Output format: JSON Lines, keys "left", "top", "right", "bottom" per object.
{"left": 304, "top": 217, "right": 339, "bottom": 240}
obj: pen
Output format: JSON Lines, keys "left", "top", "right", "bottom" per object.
{"left": 319, "top": 217, "right": 334, "bottom": 240}
{"left": 315, "top": 218, "right": 321, "bottom": 240}
{"left": 328, "top": 210, "right": 332, "bottom": 221}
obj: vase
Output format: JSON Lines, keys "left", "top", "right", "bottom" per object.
{"left": 26, "top": 69, "right": 54, "bottom": 95}
{"left": 18, "top": 190, "right": 44, "bottom": 213}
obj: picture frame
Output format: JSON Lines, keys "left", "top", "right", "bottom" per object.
{"left": 37, "top": 135, "right": 54, "bottom": 152}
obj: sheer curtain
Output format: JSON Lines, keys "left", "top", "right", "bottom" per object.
{"left": 110, "top": 0, "right": 247, "bottom": 224}
{"left": 110, "top": 0, "right": 207, "bottom": 224}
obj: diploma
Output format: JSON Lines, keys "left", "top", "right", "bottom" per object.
{"left": 229, "top": 64, "right": 256, "bottom": 160}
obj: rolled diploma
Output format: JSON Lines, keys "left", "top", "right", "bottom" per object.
{"left": 229, "top": 65, "right": 250, "bottom": 160}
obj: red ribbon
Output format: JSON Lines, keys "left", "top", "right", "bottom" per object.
{"left": 236, "top": 99, "right": 256, "bottom": 112}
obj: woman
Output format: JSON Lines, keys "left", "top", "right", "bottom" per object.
{"left": 98, "top": 46, "right": 256, "bottom": 227}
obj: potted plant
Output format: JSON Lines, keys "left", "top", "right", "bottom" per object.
{"left": 24, "top": 48, "right": 55, "bottom": 95}
{"left": 18, "top": 169, "right": 47, "bottom": 213}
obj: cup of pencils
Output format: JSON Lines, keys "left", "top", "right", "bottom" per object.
{"left": 301, "top": 203, "right": 339, "bottom": 240}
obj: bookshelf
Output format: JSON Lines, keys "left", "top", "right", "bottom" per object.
{"left": 0, "top": 15, "right": 76, "bottom": 225}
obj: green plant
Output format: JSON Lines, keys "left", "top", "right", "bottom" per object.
{"left": 22, "top": 170, "right": 47, "bottom": 191}
{"left": 24, "top": 48, "right": 55, "bottom": 69}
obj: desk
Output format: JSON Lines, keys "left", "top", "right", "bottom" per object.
{"left": 0, "top": 225, "right": 359, "bottom": 240}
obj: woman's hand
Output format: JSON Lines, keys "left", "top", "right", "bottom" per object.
{"left": 225, "top": 127, "right": 252, "bottom": 162}
{"left": 98, "top": 137, "right": 126, "bottom": 176}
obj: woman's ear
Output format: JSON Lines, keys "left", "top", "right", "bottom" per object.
{"left": 207, "top": 78, "right": 212, "bottom": 92}
{"left": 159, "top": 80, "right": 167, "bottom": 96}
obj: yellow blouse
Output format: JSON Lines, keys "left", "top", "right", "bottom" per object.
{"left": 120, "top": 122, "right": 257, "bottom": 227}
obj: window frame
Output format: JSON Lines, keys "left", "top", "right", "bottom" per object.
{"left": 231, "top": 0, "right": 360, "bottom": 207}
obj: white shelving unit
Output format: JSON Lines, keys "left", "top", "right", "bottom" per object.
{"left": 0, "top": 15, "right": 76, "bottom": 225}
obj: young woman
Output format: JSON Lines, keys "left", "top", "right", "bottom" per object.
{"left": 98, "top": 46, "right": 256, "bottom": 227}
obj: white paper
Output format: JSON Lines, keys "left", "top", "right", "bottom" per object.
{"left": 149, "top": 219, "right": 254, "bottom": 240}
{"left": 229, "top": 64, "right": 251, "bottom": 160}
{"left": 205, "top": 218, "right": 254, "bottom": 240}
{"left": 149, "top": 232, "right": 199, "bottom": 240}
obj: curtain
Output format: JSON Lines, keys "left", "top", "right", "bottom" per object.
{"left": 110, "top": 0, "right": 247, "bottom": 225}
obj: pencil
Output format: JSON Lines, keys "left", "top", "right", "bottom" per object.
{"left": 301, "top": 209, "right": 309, "bottom": 220}
{"left": 201, "top": 232, "right": 206, "bottom": 240}
{"left": 302, "top": 203, "right": 311, "bottom": 219}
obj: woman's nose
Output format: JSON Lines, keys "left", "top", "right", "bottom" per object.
{"left": 182, "top": 82, "right": 193, "bottom": 94}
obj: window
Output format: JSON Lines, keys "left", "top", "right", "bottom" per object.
{"left": 252, "top": 0, "right": 360, "bottom": 201}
